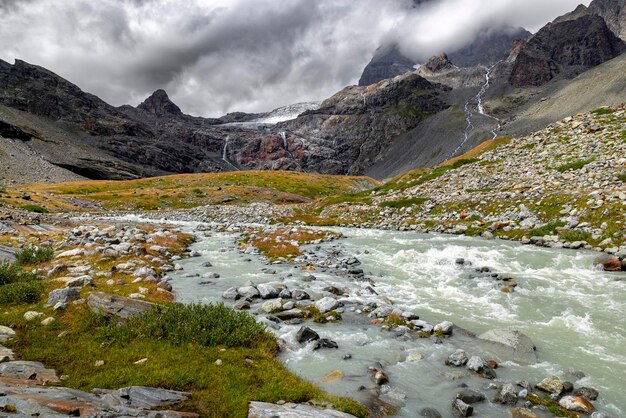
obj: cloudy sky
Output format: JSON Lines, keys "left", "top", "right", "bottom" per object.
{"left": 0, "top": 0, "right": 591, "bottom": 117}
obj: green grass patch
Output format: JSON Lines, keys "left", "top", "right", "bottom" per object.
{"left": 591, "top": 107, "right": 614, "bottom": 116}
{"left": 528, "top": 221, "right": 567, "bottom": 237}
{"left": 555, "top": 158, "right": 595, "bottom": 173}
{"left": 5, "top": 303, "right": 367, "bottom": 418}
{"left": 559, "top": 229, "right": 592, "bottom": 243}
{"left": 617, "top": 173, "right": 626, "bottom": 182}
{"left": 15, "top": 245, "right": 54, "bottom": 265}
{"left": 0, "top": 261, "right": 43, "bottom": 305}
{"left": 379, "top": 197, "right": 427, "bottom": 209}
{"left": 21, "top": 204, "right": 48, "bottom": 213}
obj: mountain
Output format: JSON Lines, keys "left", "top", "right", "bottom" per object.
{"left": 555, "top": 0, "right": 626, "bottom": 41}
{"left": 510, "top": 14, "right": 626, "bottom": 87}
{"left": 359, "top": 26, "right": 530, "bottom": 86}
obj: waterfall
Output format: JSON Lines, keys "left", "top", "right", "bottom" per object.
{"left": 279, "top": 131, "right": 287, "bottom": 150}
{"left": 221, "top": 136, "right": 238, "bottom": 171}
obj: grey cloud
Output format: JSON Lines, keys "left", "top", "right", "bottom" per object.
{"left": 0, "top": 0, "right": 591, "bottom": 117}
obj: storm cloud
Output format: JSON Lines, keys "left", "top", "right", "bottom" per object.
{"left": 0, "top": 0, "right": 591, "bottom": 117}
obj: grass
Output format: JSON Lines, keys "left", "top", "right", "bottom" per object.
{"left": 560, "top": 229, "right": 592, "bottom": 243}
{"left": 4, "top": 303, "right": 367, "bottom": 418}
{"left": 22, "top": 171, "right": 380, "bottom": 212}
{"left": 21, "top": 204, "right": 48, "bottom": 213}
{"left": 15, "top": 245, "right": 54, "bottom": 265}
{"left": 591, "top": 107, "right": 614, "bottom": 116}
{"left": 0, "top": 261, "right": 43, "bottom": 305}
{"left": 555, "top": 158, "right": 595, "bottom": 173}
{"left": 617, "top": 172, "right": 626, "bottom": 182}
{"left": 528, "top": 221, "right": 567, "bottom": 237}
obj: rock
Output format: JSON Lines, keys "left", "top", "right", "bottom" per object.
{"left": 23, "top": 311, "right": 44, "bottom": 321}
{"left": 574, "top": 386, "right": 599, "bottom": 401}
{"left": 456, "top": 389, "right": 485, "bottom": 404}
{"left": 0, "top": 326, "right": 16, "bottom": 343}
{"left": 248, "top": 401, "right": 357, "bottom": 417}
{"left": 313, "top": 339, "right": 339, "bottom": 350}
{"left": 445, "top": 350, "right": 469, "bottom": 367}
{"left": 273, "top": 309, "right": 304, "bottom": 321}
{"left": 257, "top": 283, "right": 282, "bottom": 299}
{"left": 234, "top": 300, "right": 251, "bottom": 310}
{"left": 41, "top": 317, "right": 55, "bottom": 326}
{"left": 434, "top": 321, "right": 454, "bottom": 335}
{"left": 466, "top": 356, "right": 485, "bottom": 372}
{"left": 559, "top": 395, "right": 595, "bottom": 414}
{"left": 494, "top": 383, "right": 518, "bottom": 405}
{"left": 452, "top": 398, "right": 473, "bottom": 417}
{"left": 66, "top": 275, "right": 92, "bottom": 288}
{"left": 238, "top": 285, "right": 260, "bottom": 299}
{"left": 222, "top": 287, "right": 239, "bottom": 300}
{"left": 315, "top": 297, "right": 339, "bottom": 313}
{"left": 87, "top": 292, "right": 156, "bottom": 319}
{"left": 0, "top": 345, "right": 15, "bottom": 362}
{"left": 510, "top": 408, "right": 538, "bottom": 418}
{"left": 477, "top": 329, "right": 537, "bottom": 365}
{"left": 371, "top": 369, "right": 389, "bottom": 385}
{"left": 56, "top": 248, "right": 85, "bottom": 258}
{"left": 536, "top": 376, "right": 564, "bottom": 395}
{"left": 407, "top": 352, "right": 424, "bottom": 362}
{"left": 45, "top": 287, "right": 80, "bottom": 307}
{"left": 296, "top": 326, "right": 320, "bottom": 344}
{"left": 291, "top": 290, "right": 310, "bottom": 300}
{"left": 420, "top": 408, "right": 443, "bottom": 418}
{"left": 593, "top": 254, "right": 622, "bottom": 271}
{"left": 0, "top": 361, "right": 59, "bottom": 384}
{"left": 259, "top": 299, "right": 283, "bottom": 314}
{"left": 108, "top": 386, "right": 190, "bottom": 409}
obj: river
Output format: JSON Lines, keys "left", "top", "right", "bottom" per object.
{"left": 170, "top": 225, "right": 625, "bottom": 417}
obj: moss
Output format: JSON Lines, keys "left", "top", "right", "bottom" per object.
{"left": 555, "top": 158, "right": 595, "bottom": 173}
{"left": 591, "top": 107, "right": 614, "bottom": 116}
{"left": 379, "top": 197, "right": 427, "bottom": 209}
{"left": 21, "top": 204, "right": 48, "bottom": 213}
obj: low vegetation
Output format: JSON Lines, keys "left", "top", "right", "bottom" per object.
{"left": 15, "top": 245, "right": 54, "bottom": 265}
{"left": 555, "top": 158, "right": 595, "bottom": 173}
{"left": 0, "top": 261, "right": 43, "bottom": 305}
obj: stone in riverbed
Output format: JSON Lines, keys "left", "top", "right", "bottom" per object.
{"left": 593, "top": 254, "right": 622, "bottom": 271}
{"left": 434, "top": 321, "right": 454, "bottom": 335}
{"left": 509, "top": 408, "right": 538, "bottom": 418}
{"left": 296, "top": 326, "right": 320, "bottom": 344}
{"left": 574, "top": 387, "right": 599, "bottom": 401}
{"left": 259, "top": 299, "right": 283, "bottom": 314}
{"left": 445, "top": 350, "right": 469, "bottom": 367}
{"left": 222, "top": 287, "right": 239, "bottom": 300}
{"left": 456, "top": 389, "right": 485, "bottom": 404}
{"left": 315, "top": 296, "right": 339, "bottom": 313}
{"left": 452, "top": 398, "right": 473, "bottom": 417}
{"left": 494, "top": 383, "right": 518, "bottom": 405}
{"left": 559, "top": 395, "right": 595, "bottom": 414}
{"left": 313, "top": 338, "right": 339, "bottom": 350}
{"left": 238, "top": 285, "right": 260, "bottom": 299}
{"left": 420, "top": 408, "right": 443, "bottom": 418}
{"left": 248, "top": 401, "right": 357, "bottom": 417}
{"left": 291, "top": 289, "right": 310, "bottom": 300}
{"left": 477, "top": 329, "right": 537, "bottom": 365}
{"left": 274, "top": 309, "right": 304, "bottom": 321}
{"left": 536, "top": 376, "right": 564, "bottom": 395}
{"left": 466, "top": 356, "right": 485, "bottom": 372}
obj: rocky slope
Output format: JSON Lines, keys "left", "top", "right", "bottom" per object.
{"left": 555, "top": 0, "right": 626, "bottom": 41}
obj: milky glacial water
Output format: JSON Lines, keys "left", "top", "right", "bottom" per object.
{"left": 171, "top": 227, "right": 626, "bottom": 417}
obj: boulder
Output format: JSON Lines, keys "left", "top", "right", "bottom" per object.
{"left": 0, "top": 325, "right": 16, "bottom": 343}
{"left": 510, "top": 408, "right": 538, "bottom": 418}
{"left": 536, "top": 376, "right": 564, "bottom": 395}
{"left": 434, "top": 321, "right": 454, "bottom": 335}
{"left": 559, "top": 395, "right": 595, "bottom": 414}
{"left": 222, "top": 287, "right": 239, "bottom": 300}
{"left": 466, "top": 356, "right": 485, "bottom": 372}
{"left": 445, "top": 350, "right": 469, "bottom": 367}
{"left": 593, "top": 254, "right": 622, "bottom": 271}
{"left": 494, "top": 383, "right": 518, "bottom": 405}
{"left": 313, "top": 339, "right": 339, "bottom": 350}
{"left": 45, "top": 287, "right": 80, "bottom": 307}
{"left": 315, "top": 297, "right": 339, "bottom": 313}
{"left": 452, "top": 398, "right": 473, "bottom": 417}
{"left": 574, "top": 387, "right": 599, "bottom": 401}
{"left": 87, "top": 292, "right": 156, "bottom": 319}
{"left": 456, "top": 389, "right": 485, "bottom": 404}
{"left": 99, "top": 386, "right": 190, "bottom": 409}
{"left": 420, "top": 408, "right": 443, "bottom": 418}
{"left": 296, "top": 327, "right": 320, "bottom": 344}
{"left": 259, "top": 299, "right": 283, "bottom": 314}
{"left": 477, "top": 329, "right": 537, "bottom": 365}
{"left": 257, "top": 283, "right": 282, "bottom": 299}
{"left": 0, "top": 345, "right": 15, "bottom": 362}
{"left": 0, "top": 361, "right": 59, "bottom": 384}
{"left": 248, "top": 401, "right": 357, "bottom": 417}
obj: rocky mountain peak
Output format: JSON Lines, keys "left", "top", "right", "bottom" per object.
{"left": 137, "top": 89, "right": 183, "bottom": 118}
{"left": 424, "top": 53, "right": 454, "bottom": 72}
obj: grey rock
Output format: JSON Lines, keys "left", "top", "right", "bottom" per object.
{"left": 296, "top": 326, "right": 320, "bottom": 344}
{"left": 313, "top": 339, "right": 339, "bottom": 350}
{"left": 445, "top": 350, "right": 469, "bottom": 367}
{"left": 536, "top": 376, "right": 564, "bottom": 394}
{"left": 420, "top": 408, "right": 443, "bottom": 418}
{"left": 257, "top": 283, "right": 282, "bottom": 299}
{"left": 452, "top": 398, "right": 474, "bottom": 417}
{"left": 434, "top": 321, "right": 454, "bottom": 335}
{"left": 456, "top": 389, "right": 485, "bottom": 404}
{"left": 477, "top": 329, "right": 537, "bottom": 365}
{"left": 248, "top": 401, "right": 357, "bottom": 417}
{"left": 466, "top": 356, "right": 485, "bottom": 372}
{"left": 315, "top": 296, "right": 339, "bottom": 313}
{"left": 87, "top": 292, "right": 156, "bottom": 319}
{"left": 45, "top": 287, "right": 80, "bottom": 307}
{"left": 494, "top": 383, "right": 518, "bottom": 405}
{"left": 222, "top": 287, "right": 239, "bottom": 300}
{"left": 574, "top": 386, "right": 599, "bottom": 401}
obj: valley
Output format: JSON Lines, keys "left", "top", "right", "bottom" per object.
{"left": 1, "top": 0, "right": 626, "bottom": 417}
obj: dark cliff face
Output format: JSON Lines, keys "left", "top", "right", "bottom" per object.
{"left": 555, "top": 0, "right": 626, "bottom": 41}
{"left": 137, "top": 89, "right": 183, "bottom": 118}
{"left": 358, "top": 26, "right": 530, "bottom": 86}
{"left": 510, "top": 15, "right": 626, "bottom": 87}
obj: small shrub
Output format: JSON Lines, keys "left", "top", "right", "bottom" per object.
{"left": 21, "top": 204, "right": 48, "bottom": 213}
{"left": 528, "top": 221, "right": 566, "bottom": 237}
{"left": 0, "top": 261, "right": 43, "bottom": 305}
{"left": 617, "top": 173, "right": 626, "bottom": 182}
{"left": 591, "top": 107, "right": 614, "bottom": 116}
{"left": 555, "top": 158, "right": 595, "bottom": 173}
{"left": 98, "top": 303, "right": 272, "bottom": 348}
{"left": 450, "top": 158, "right": 480, "bottom": 169}
{"left": 560, "top": 229, "right": 592, "bottom": 243}
{"left": 192, "top": 188, "right": 205, "bottom": 197}
{"left": 15, "top": 245, "right": 54, "bottom": 265}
